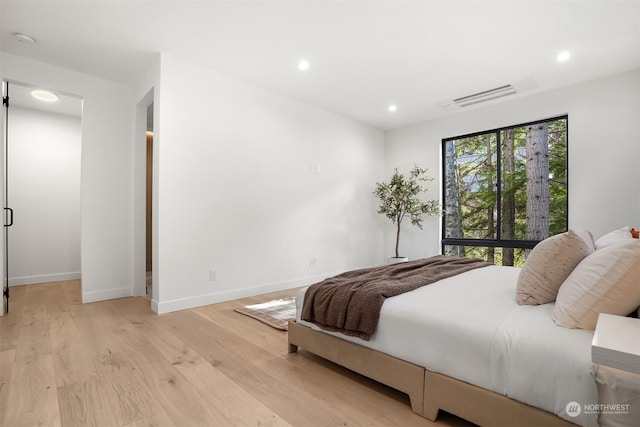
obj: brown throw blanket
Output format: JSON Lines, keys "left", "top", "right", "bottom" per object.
{"left": 301, "top": 255, "right": 491, "bottom": 341}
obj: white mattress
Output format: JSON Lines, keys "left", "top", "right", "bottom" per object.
{"left": 296, "top": 265, "right": 599, "bottom": 427}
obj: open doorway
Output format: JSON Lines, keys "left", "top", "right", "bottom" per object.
{"left": 3, "top": 81, "right": 82, "bottom": 310}
{"left": 135, "top": 87, "right": 155, "bottom": 310}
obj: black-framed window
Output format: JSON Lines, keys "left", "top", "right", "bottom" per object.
{"left": 441, "top": 116, "right": 568, "bottom": 266}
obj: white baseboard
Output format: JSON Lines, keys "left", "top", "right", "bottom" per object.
{"left": 155, "top": 271, "right": 338, "bottom": 315}
{"left": 9, "top": 272, "right": 81, "bottom": 286}
{"left": 9, "top": 271, "right": 340, "bottom": 314}
{"left": 82, "top": 287, "right": 133, "bottom": 304}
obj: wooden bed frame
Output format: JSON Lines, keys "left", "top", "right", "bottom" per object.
{"left": 288, "top": 320, "right": 577, "bottom": 427}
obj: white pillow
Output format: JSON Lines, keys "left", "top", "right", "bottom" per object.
{"left": 553, "top": 240, "right": 640, "bottom": 329}
{"left": 595, "top": 226, "right": 633, "bottom": 250}
{"left": 516, "top": 229, "right": 595, "bottom": 305}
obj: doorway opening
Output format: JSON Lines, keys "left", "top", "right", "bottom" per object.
{"left": 2, "top": 80, "right": 83, "bottom": 314}
{"left": 135, "top": 87, "right": 155, "bottom": 310}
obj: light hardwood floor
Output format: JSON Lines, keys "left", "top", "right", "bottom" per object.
{"left": 0, "top": 281, "right": 475, "bottom": 427}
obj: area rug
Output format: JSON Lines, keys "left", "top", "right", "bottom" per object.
{"left": 234, "top": 297, "right": 296, "bottom": 331}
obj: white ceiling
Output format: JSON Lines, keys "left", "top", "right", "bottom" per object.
{"left": 1, "top": 1, "right": 639, "bottom": 130}
{"left": 5, "top": 81, "right": 82, "bottom": 117}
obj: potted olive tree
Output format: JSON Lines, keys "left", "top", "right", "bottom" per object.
{"left": 373, "top": 165, "right": 440, "bottom": 264}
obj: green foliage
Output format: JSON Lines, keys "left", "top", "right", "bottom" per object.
{"left": 373, "top": 165, "right": 440, "bottom": 258}
{"left": 445, "top": 245, "right": 528, "bottom": 267}
{"left": 443, "top": 117, "right": 568, "bottom": 267}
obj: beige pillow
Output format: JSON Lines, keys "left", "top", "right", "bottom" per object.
{"left": 553, "top": 240, "right": 640, "bottom": 329}
{"left": 516, "top": 229, "right": 595, "bottom": 305}
{"left": 595, "top": 226, "right": 632, "bottom": 250}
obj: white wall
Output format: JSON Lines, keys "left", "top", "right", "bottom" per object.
{"left": 3, "top": 50, "right": 634, "bottom": 315}
{"left": 153, "top": 54, "right": 385, "bottom": 313}
{"left": 8, "top": 106, "right": 81, "bottom": 285}
{"left": 1, "top": 52, "right": 136, "bottom": 303}
{"left": 384, "top": 69, "right": 640, "bottom": 260}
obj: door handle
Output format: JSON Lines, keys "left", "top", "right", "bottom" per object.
{"left": 4, "top": 207, "right": 13, "bottom": 227}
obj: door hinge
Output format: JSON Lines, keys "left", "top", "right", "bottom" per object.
{"left": 2, "top": 96, "right": 8, "bottom": 107}
{"left": 3, "top": 286, "right": 9, "bottom": 314}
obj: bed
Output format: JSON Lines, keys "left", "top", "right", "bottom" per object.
{"left": 287, "top": 229, "right": 640, "bottom": 427}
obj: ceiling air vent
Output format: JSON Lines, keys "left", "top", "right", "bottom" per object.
{"left": 438, "top": 84, "right": 517, "bottom": 110}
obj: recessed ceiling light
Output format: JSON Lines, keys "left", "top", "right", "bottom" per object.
{"left": 31, "top": 90, "right": 59, "bottom": 102}
{"left": 14, "top": 32, "right": 35, "bottom": 44}
{"left": 297, "top": 60, "right": 310, "bottom": 71}
{"left": 557, "top": 51, "right": 571, "bottom": 62}
{"left": 388, "top": 104, "right": 397, "bottom": 113}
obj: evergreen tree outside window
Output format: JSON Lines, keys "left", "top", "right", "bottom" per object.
{"left": 441, "top": 116, "right": 568, "bottom": 266}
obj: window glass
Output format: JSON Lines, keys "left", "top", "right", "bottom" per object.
{"left": 442, "top": 116, "right": 568, "bottom": 266}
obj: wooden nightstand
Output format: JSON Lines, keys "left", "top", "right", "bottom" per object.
{"left": 592, "top": 313, "right": 640, "bottom": 374}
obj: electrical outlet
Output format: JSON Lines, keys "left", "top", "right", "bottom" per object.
{"left": 209, "top": 269, "right": 217, "bottom": 281}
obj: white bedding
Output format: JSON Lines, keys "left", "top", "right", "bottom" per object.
{"left": 296, "top": 265, "right": 599, "bottom": 427}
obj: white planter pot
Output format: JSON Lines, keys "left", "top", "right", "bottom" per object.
{"left": 387, "top": 257, "right": 409, "bottom": 265}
